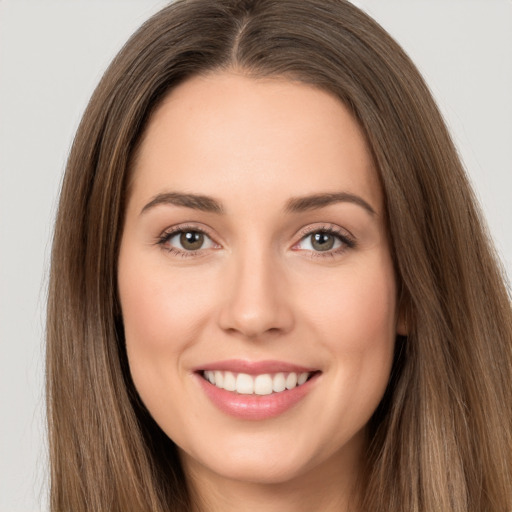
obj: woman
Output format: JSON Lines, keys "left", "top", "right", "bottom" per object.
{"left": 46, "top": 0, "right": 512, "bottom": 511}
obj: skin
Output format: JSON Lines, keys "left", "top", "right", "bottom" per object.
{"left": 118, "top": 71, "right": 404, "bottom": 512}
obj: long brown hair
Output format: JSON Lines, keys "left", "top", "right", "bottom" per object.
{"left": 47, "top": 1, "right": 512, "bottom": 510}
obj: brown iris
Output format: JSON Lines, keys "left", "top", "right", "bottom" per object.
{"left": 180, "top": 231, "right": 204, "bottom": 250}
{"left": 311, "top": 232, "right": 335, "bottom": 251}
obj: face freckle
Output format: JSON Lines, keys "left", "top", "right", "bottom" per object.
{"left": 117, "top": 71, "right": 400, "bottom": 492}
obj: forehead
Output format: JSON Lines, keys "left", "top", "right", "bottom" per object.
{"left": 130, "top": 72, "right": 382, "bottom": 214}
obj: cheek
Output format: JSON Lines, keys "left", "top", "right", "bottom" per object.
{"left": 119, "top": 258, "right": 213, "bottom": 351}
{"left": 342, "top": 271, "right": 397, "bottom": 350}
{"left": 297, "top": 255, "right": 397, "bottom": 411}
{"left": 117, "top": 253, "right": 214, "bottom": 409}
{"left": 300, "top": 259, "right": 397, "bottom": 351}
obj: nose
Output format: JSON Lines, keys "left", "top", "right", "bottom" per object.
{"left": 217, "top": 249, "right": 295, "bottom": 339}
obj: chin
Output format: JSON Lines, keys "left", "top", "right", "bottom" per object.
{"left": 178, "top": 425, "right": 364, "bottom": 488}
{"left": 186, "top": 450, "right": 314, "bottom": 486}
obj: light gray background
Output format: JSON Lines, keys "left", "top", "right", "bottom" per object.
{"left": 1, "top": 1, "right": 511, "bottom": 511}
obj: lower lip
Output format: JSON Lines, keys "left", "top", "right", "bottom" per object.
{"left": 196, "top": 373, "right": 320, "bottom": 420}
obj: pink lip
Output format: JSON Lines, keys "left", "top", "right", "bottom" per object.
{"left": 193, "top": 360, "right": 321, "bottom": 421}
{"left": 194, "top": 359, "right": 316, "bottom": 375}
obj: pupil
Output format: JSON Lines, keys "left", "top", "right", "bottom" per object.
{"left": 312, "top": 232, "right": 334, "bottom": 251}
{"left": 180, "top": 231, "right": 204, "bottom": 250}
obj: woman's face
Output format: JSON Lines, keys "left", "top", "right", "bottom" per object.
{"left": 118, "top": 72, "right": 401, "bottom": 487}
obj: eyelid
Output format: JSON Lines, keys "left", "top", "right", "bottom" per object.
{"left": 295, "top": 222, "right": 354, "bottom": 240}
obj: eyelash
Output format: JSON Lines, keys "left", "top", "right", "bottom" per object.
{"left": 156, "top": 223, "right": 356, "bottom": 258}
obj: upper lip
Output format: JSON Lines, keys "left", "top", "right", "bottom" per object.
{"left": 193, "top": 359, "right": 318, "bottom": 375}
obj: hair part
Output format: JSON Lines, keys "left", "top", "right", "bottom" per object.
{"left": 47, "top": 1, "right": 512, "bottom": 510}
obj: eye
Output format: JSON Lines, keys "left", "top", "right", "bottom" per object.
{"left": 294, "top": 227, "right": 356, "bottom": 254}
{"left": 298, "top": 231, "right": 342, "bottom": 252}
{"left": 159, "top": 228, "right": 217, "bottom": 253}
{"left": 302, "top": 231, "right": 340, "bottom": 251}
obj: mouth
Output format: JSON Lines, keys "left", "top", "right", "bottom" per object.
{"left": 200, "top": 370, "right": 317, "bottom": 395}
{"left": 194, "top": 360, "right": 321, "bottom": 420}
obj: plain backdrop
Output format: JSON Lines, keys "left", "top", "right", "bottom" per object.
{"left": 0, "top": 1, "right": 511, "bottom": 510}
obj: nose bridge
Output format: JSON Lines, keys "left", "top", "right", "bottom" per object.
{"left": 218, "top": 241, "right": 294, "bottom": 338}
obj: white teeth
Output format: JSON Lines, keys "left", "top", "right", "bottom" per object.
{"left": 285, "top": 372, "right": 297, "bottom": 390}
{"left": 297, "top": 372, "right": 309, "bottom": 385}
{"left": 254, "top": 374, "right": 273, "bottom": 395}
{"left": 214, "top": 370, "right": 224, "bottom": 388}
{"left": 236, "top": 373, "right": 254, "bottom": 394}
{"left": 272, "top": 372, "right": 286, "bottom": 392}
{"left": 203, "top": 370, "right": 312, "bottom": 395}
{"left": 223, "top": 371, "right": 236, "bottom": 391}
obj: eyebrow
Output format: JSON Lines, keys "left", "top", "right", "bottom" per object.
{"left": 140, "top": 192, "right": 224, "bottom": 215}
{"left": 140, "top": 191, "right": 376, "bottom": 217}
{"left": 285, "top": 192, "right": 376, "bottom": 216}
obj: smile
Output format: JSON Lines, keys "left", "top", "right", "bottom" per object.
{"left": 195, "top": 361, "right": 321, "bottom": 420}
{"left": 202, "top": 370, "right": 312, "bottom": 395}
